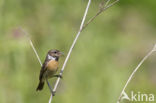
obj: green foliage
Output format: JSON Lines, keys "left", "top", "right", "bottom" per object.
{"left": 0, "top": 0, "right": 156, "bottom": 103}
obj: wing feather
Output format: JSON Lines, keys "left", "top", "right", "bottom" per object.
{"left": 39, "top": 55, "right": 49, "bottom": 81}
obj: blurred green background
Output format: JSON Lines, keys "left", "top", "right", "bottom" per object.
{"left": 0, "top": 0, "right": 156, "bottom": 103}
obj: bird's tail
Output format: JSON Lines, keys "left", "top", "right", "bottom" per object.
{"left": 36, "top": 81, "right": 44, "bottom": 91}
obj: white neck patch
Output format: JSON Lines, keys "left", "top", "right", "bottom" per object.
{"left": 48, "top": 54, "right": 55, "bottom": 60}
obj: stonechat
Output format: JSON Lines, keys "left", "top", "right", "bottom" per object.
{"left": 36, "top": 49, "right": 63, "bottom": 92}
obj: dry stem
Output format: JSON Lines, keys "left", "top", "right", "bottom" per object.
{"left": 20, "top": 28, "right": 42, "bottom": 66}
{"left": 117, "top": 44, "right": 156, "bottom": 103}
{"left": 50, "top": 0, "right": 119, "bottom": 102}
{"left": 82, "top": 0, "right": 119, "bottom": 31}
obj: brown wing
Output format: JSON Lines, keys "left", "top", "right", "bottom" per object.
{"left": 39, "top": 56, "right": 49, "bottom": 81}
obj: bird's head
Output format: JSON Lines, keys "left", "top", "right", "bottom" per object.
{"left": 48, "top": 49, "right": 63, "bottom": 59}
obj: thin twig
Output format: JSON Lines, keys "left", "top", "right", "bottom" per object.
{"left": 20, "top": 27, "right": 54, "bottom": 100}
{"left": 20, "top": 28, "right": 42, "bottom": 66}
{"left": 117, "top": 44, "right": 156, "bottom": 103}
{"left": 82, "top": 0, "right": 119, "bottom": 31}
{"left": 49, "top": 0, "right": 119, "bottom": 102}
{"left": 48, "top": 0, "right": 91, "bottom": 103}
{"left": 104, "top": 0, "right": 111, "bottom": 7}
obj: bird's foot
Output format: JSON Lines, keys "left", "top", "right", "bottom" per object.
{"left": 52, "top": 91, "right": 56, "bottom": 96}
{"left": 53, "top": 74, "right": 63, "bottom": 78}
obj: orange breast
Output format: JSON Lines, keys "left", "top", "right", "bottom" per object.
{"left": 47, "top": 60, "right": 59, "bottom": 71}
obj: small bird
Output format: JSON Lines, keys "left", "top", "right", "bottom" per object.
{"left": 36, "top": 49, "right": 63, "bottom": 92}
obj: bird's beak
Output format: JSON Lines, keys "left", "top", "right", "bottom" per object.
{"left": 59, "top": 52, "right": 64, "bottom": 56}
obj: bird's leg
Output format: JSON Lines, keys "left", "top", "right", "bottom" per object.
{"left": 53, "top": 74, "right": 63, "bottom": 78}
{"left": 46, "top": 79, "right": 55, "bottom": 96}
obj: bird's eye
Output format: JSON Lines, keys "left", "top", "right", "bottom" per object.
{"left": 54, "top": 51, "right": 57, "bottom": 53}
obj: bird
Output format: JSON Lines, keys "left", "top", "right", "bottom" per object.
{"left": 36, "top": 49, "right": 63, "bottom": 93}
